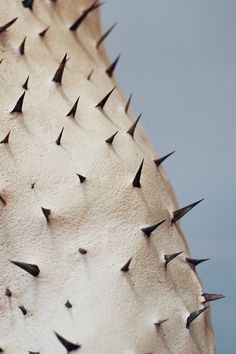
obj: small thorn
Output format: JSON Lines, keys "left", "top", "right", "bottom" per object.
{"left": 154, "top": 151, "right": 175, "bottom": 167}
{"left": 132, "top": 159, "right": 144, "bottom": 188}
{"left": 106, "top": 54, "right": 121, "bottom": 78}
{"left": 22, "top": 76, "right": 29, "bottom": 90}
{"left": 121, "top": 257, "right": 132, "bottom": 272}
{"left": 10, "top": 260, "right": 40, "bottom": 277}
{"left": 77, "top": 174, "right": 86, "bottom": 183}
{"left": 54, "top": 332, "right": 81, "bottom": 352}
{"left": 52, "top": 54, "right": 68, "bottom": 85}
{"left": 95, "top": 87, "right": 116, "bottom": 110}
{"left": 186, "top": 257, "right": 210, "bottom": 267}
{"left": 65, "top": 300, "right": 72, "bottom": 308}
{"left": 127, "top": 113, "right": 141, "bottom": 138}
{"left": 22, "top": 0, "right": 34, "bottom": 10}
{"left": 5, "top": 288, "right": 12, "bottom": 297}
{"left": 202, "top": 293, "right": 225, "bottom": 303}
{"left": 55, "top": 127, "right": 64, "bottom": 145}
{"left": 19, "top": 37, "right": 26, "bottom": 55}
{"left": 0, "top": 194, "right": 6, "bottom": 206}
{"left": 125, "top": 93, "right": 132, "bottom": 114}
{"left": 10, "top": 92, "right": 26, "bottom": 113}
{"left": 19, "top": 305, "right": 27, "bottom": 316}
{"left": 31, "top": 182, "right": 36, "bottom": 189}
{"left": 171, "top": 199, "right": 204, "bottom": 224}
{"left": 154, "top": 319, "right": 168, "bottom": 327}
{"left": 141, "top": 219, "right": 166, "bottom": 237}
{"left": 79, "top": 248, "right": 87, "bottom": 254}
{"left": 0, "top": 131, "right": 11, "bottom": 144}
{"left": 69, "top": 1, "right": 104, "bottom": 31}
{"left": 96, "top": 22, "right": 117, "bottom": 49}
{"left": 39, "top": 27, "right": 50, "bottom": 37}
{"left": 0, "top": 58, "right": 3, "bottom": 64}
{"left": 41, "top": 207, "right": 51, "bottom": 222}
{"left": 66, "top": 97, "right": 79, "bottom": 118}
{"left": 105, "top": 131, "right": 118, "bottom": 144}
{"left": 186, "top": 307, "right": 208, "bottom": 329}
{"left": 87, "top": 69, "right": 94, "bottom": 81}
{"left": 0, "top": 17, "right": 18, "bottom": 34}
{"left": 29, "top": 352, "right": 40, "bottom": 354}
{"left": 164, "top": 251, "right": 183, "bottom": 267}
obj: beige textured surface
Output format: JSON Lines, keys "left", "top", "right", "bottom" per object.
{"left": 0, "top": 1, "right": 214, "bottom": 353}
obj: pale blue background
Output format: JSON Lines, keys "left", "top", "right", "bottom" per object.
{"left": 102, "top": 1, "right": 235, "bottom": 353}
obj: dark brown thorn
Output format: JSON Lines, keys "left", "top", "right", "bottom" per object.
{"left": 39, "top": 27, "right": 50, "bottom": 38}
{"left": 66, "top": 97, "right": 80, "bottom": 118}
{"left": 0, "top": 17, "right": 18, "bottom": 34}
{"left": 10, "top": 260, "right": 40, "bottom": 277}
{"left": 106, "top": 54, "right": 121, "bottom": 78}
{"left": 132, "top": 159, "right": 144, "bottom": 188}
{"left": 10, "top": 92, "right": 26, "bottom": 113}
{"left": 127, "top": 113, "right": 141, "bottom": 138}
{"left": 31, "top": 182, "right": 36, "bottom": 189}
{"left": 186, "top": 307, "right": 208, "bottom": 329}
{"left": 22, "top": 76, "right": 29, "bottom": 90}
{"left": 0, "top": 195, "right": 6, "bottom": 206}
{"left": 96, "top": 22, "right": 117, "bottom": 49}
{"left": 77, "top": 174, "right": 86, "bottom": 183}
{"left": 141, "top": 219, "right": 166, "bottom": 237}
{"left": 105, "top": 131, "right": 118, "bottom": 144}
{"left": 69, "top": 1, "right": 104, "bottom": 31}
{"left": 0, "top": 348, "right": 3, "bottom": 353}
{"left": 19, "top": 37, "right": 26, "bottom": 55}
{"left": 52, "top": 54, "right": 68, "bottom": 85}
{"left": 0, "top": 131, "right": 11, "bottom": 144}
{"left": 5, "top": 288, "right": 12, "bottom": 297}
{"left": 79, "top": 248, "right": 87, "bottom": 254}
{"left": 65, "top": 300, "right": 72, "bottom": 308}
{"left": 154, "top": 151, "right": 175, "bottom": 167}
{"left": 29, "top": 352, "right": 40, "bottom": 354}
{"left": 55, "top": 127, "right": 64, "bottom": 145}
{"left": 54, "top": 332, "right": 81, "bottom": 352}
{"left": 164, "top": 251, "right": 183, "bottom": 267}
{"left": 19, "top": 305, "right": 27, "bottom": 316}
{"left": 41, "top": 207, "right": 51, "bottom": 222}
{"left": 154, "top": 319, "right": 168, "bottom": 327}
{"left": 95, "top": 86, "right": 116, "bottom": 110}
{"left": 87, "top": 69, "right": 94, "bottom": 80}
{"left": 0, "top": 58, "right": 3, "bottom": 64}
{"left": 125, "top": 93, "right": 132, "bottom": 114}
{"left": 186, "top": 257, "right": 210, "bottom": 267}
{"left": 202, "top": 293, "right": 225, "bottom": 303}
{"left": 172, "top": 199, "right": 204, "bottom": 224}
{"left": 22, "top": 0, "right": 34, "bottom": 11}
{"left": 121, "top": 257, "right": 132, "bottom": 272}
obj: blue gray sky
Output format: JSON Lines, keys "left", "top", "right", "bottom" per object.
{"left": 102, "top": 1, "right": 235, "bottom": 353}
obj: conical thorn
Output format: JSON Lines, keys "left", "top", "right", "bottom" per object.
{"left": 0, "top": 131, "right": 11, "bottom": 144}
{"left": 171, "top": 199, "right": 204, "bottom": 224}
{"left": 87, "top": 69, "right": 94, "bottom": 80}
{"left": 39, "top": 27, "right": 50, "bottom": 37}
{"left": 95, "top": 87, "right": 116, "bottom": 110}
{"left": 141, "top": 219, "right": 166, "bottom": 237}
{"left": 154, "top": 151, "right": 175, "bottom": 167}
{"left": 69, "top": 1, "right": 104, "bottom": 31}
{"left": 19, "top": 305, "right": 27, "bottom": 315}
{"left": 0, "top": 18, "right": 18, "bottom": 34}
{"left": 202, "top": 293, "right": 225, "bottom": 303}
{"left": 52, "top": 54, "right": 68, "bottom": 85}
{"left": 132, "top": 159, "right": 144, "bottom": 188}
{"left": 186, "top": 307, "right": 208, "bottom": 329}
{"left": 41, "top": 207, "right": 51, "bottom": 222}
{"left": 105, "top": 131, "right": 118, "bottom": 144}
{"left": 65, "top": 300, "right": 72, "bottom": 308}
{"left": 77, "top": 174, "right": 86, "bottom": 183}
{"left": 19, "top": 37, "right": 26, "bottom": 55}
{"left": 10, "top": 260, "right": 40, "bottom": 277}
{"left": 54, "top": 332, "right": 81, "bottom": 352}
{"left": 164, "top": 251, "right": 183, "bottom": 267}
{"left": 66, "top": 97, "right": 80, "bottom": 118}
{"left": 22, "top": 0, "right": 34, "bottom": 11}
{"left": 186, "top": 257, "right": 210, "bottom": 267}
{"left": 10, "top": 92, "right": 26, "bottom": 113}
{"left": 22, "top": 76, "right": 29, "bottom": 90}
{"left": 96, "top": 22, "right": 117, "bottom": 49}
{"left": 55, "top": 127, "right": 64, "bottom": 145}
{"left": 121, "top": 257, "right": 132, "bottom": 272}
{"left": 127, "top": 113, "right": 141, "bottom": 138}
{"left": 106, "top": 54, "right": 121, "bottom": 78}
{"left": 154, "top": 319, "right": 168, "bottom": 327}
{"left": 125, "top": 93, "right": 132, "bottom": 114}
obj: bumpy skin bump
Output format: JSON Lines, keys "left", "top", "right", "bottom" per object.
{"left": 0, "top": 1, "right": 215, "bottom": 353}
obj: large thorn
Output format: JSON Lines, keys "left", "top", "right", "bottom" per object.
{"left": 171, "top": 199, "right": 204, "bottom": 224}
{"left": 52, "top": 54, "right": 68, "bottom": 85}
{"left": 22, "top": 0, "right": 34, "bottom": 11}
{"left": 10, "top": 92, "right": 26, "bottom": 113}
{"left": 106, "top": 55, "right": 121, "bottom": 78}
{"left": 0, "top": 18, "right": 18, "bottom": 34}
{"left": 202, "top": 293, "right": 225, "bottom": 303}
{"left": 67, "top": 97, "right": 80, "bottom": 118}
{"left": 55, "top": 127, "right": 64, "bottom": 145}
{"left": 186, "top": 307, "right": 208, "bottom": 329}
{"left": 39, "top": 27, "right": 50, "bottom": 38}
{"left": 125, "top": 93, "right": 132, "bottom": 114}
{"left": 95, "top": 87, "right": 116, "bottom": 110}
{"left": 121, "top": 257, "right": 132, "bottom": 272}
{"left": 132, "top": 159, "right": 144, "bottom": 188}
{"left": 105, "top": 131, "right": 118, "bottom": 144}
{"left": 54, "top": 332, "right": 81, "bottom": 352}
{"left": 19, "top": 37, "right": 26, "bottom": 55}
{"left": 19, "top": 305, "right": 27, "bottom": 315}
{"left": 154, "top": 151, "right": 175, "bottom": 167}
{"left": 69, "top": 1, "right": 103, "bottom": 31}
{"left": 141, "top": 219, "right": 166, "bottom": 237}
{"left": 22, "top": 76, "right": 29, "bottom": 90}
{"left": 0, "top": 131, "right": 11, "bottom": 144}
{"left": 10, "top": 260, "right": 40, "bottom": 277}
{"left": 41, "top": 207, "right": 51, "bottom": 222}
{"left": 164, "top": 251, "right": 183, "bottom": 267}
{"left": 77, "top": 174, "right": 86, "bottom": 183}
{"left": 96, "top": 23, "right": 117, "bottom": 49}
{"left": 186, "top": 257, "right": 210, "bottom": 267}
{"left": 127, "top": 113, "right": 141, "bottom": 138}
